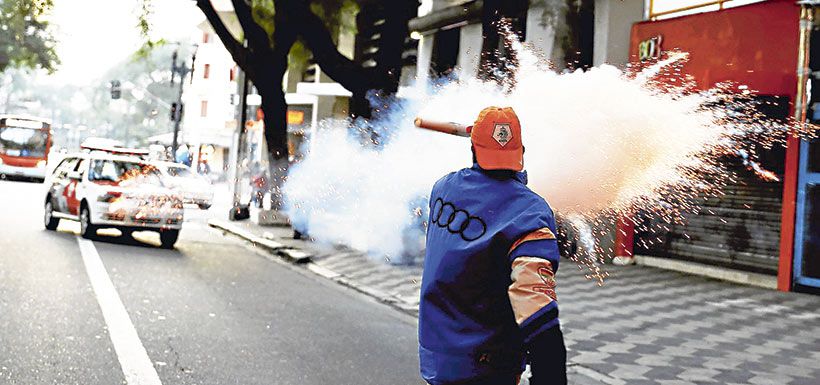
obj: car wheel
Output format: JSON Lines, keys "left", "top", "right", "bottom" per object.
{"left": 79, "top": 205, "right": 97, "bottom": 239}
{"left": 198, "top": 203, "right": 211, "bottom": 210}
{"left": 159, "top": 229, "right": 179, "bottom": 249}
{"left": 44, "top": 200, "right": 60, "bottom": 230}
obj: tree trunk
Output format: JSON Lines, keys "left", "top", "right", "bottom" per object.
{"left": 256, "top": 65, "right": 289, "bottom": 210}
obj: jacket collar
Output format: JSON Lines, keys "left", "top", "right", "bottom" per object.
{"left": 470, "top": 163, "right": 528, "bottom": 184}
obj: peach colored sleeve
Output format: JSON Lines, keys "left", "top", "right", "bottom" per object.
{"left": 508, "top": 257, "right": 557, "bottom": 325}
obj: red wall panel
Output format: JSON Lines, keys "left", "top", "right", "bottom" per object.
{"left": 630, "top": 0, "right": 800, "bottom": 95}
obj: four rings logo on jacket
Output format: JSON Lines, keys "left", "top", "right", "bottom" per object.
{"left": 430, "top": 197, "right": 487, "bottom": 241}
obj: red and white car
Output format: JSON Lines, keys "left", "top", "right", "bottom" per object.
{"left": 43, "top": 151, "right": 184, "bottom": 248}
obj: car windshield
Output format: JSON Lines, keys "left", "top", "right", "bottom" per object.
{"left": 0, "top": 126, "right": 48, "bottom": 157}
{"left": 88, "top": 159, "right": 164, "bottom": 187}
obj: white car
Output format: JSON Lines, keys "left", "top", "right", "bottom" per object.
{"left": 154, "top": 161, "right": 214, "bottom": 210}
{"left": 43, "top": 152, "right": 184, "bottom": 248}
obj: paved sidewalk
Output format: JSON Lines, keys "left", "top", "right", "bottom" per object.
{"left": 209, "top": 216, "right": 820, "bottom": 385}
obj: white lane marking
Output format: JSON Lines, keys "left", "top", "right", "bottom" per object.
{"left": 77, "top": 237, "right": 163, "bottom": 385}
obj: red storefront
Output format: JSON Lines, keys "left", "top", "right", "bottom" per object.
{"left": 621, "top": 0, "right": 820, "bottom": 292}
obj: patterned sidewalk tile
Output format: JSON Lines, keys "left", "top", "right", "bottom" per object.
{"left": 227, "top": 220, "right": 820, "bottom": 384}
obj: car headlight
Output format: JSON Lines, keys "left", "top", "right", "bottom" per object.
{"left": 36, "top": 160, "right": 46, "bottom": 168}
{"left": 0, "top": 157, "right": 4, "bottom": 165}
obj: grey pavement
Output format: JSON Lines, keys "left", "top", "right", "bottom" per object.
{"left": 0, "top": 179, "right": 423, "bottom": 384}
{"left": 217, "top": 201, "right": 820, "bottom": 385}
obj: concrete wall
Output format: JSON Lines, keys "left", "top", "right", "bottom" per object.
{"left": 415, "top": 34, "right": 435, "bottom": 86}
{"left": 525, "top": 3, "right": 558, "bottom": 63}
{"left": 593, "top": 0, "right": 645, "bottom": 66}
{"left": 457, "top": 23, "right": 483, "bottom": 78}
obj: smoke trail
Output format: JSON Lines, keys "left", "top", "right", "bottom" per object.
{"left": 282, "top": 38, "right": 815, "bottom": 271}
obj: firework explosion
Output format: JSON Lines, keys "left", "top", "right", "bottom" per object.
{"left": 283, "top": 32, "right": 817, "bottom": 285}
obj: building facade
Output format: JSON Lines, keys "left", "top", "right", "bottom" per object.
{"left": 620, "top": 0, "right": 819, "bottom": 293}
{"left": 179, "top": 17, "right": 239, "bottom": 178}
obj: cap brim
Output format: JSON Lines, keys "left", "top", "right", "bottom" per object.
{"left": 474, "top": 146, "right": 524, "bottom": 171}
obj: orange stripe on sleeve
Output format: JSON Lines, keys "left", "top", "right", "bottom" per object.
{"left": 508, "top": 227, "right": 556, "bottom": 255}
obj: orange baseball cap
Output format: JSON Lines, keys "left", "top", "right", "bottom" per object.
{"left": 470, "top": 106, "right": 524, "bottom": 171}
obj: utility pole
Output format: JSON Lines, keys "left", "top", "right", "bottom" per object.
{"left": 170, "top": 44, "right": 198, "bottom": 159}
{"left": 229, "top": 61, "right": 251, "bottom": 221}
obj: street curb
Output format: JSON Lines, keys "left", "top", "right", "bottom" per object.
{"left": 209, "top": 219, "right": 420, "bottom": 317}
{"left": 310, "top": 266, "right": 420, "bottom": 318}
{"left": 207, "top": 219, "right": 311, "bottom": 264}
{"left": 635, "top": 254, "right": 777, "bottom": 290}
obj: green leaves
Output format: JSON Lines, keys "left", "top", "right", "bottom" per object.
{"left": 309, "top": 0, "right": 358, "bottom": 38}
{"left": 251, "top": 0, "right": 276, "bottom": 39}
{"left": 134, "top": 0, "right": 167, "bottom": 60}
{"left": 0, "top": 0, "right": 59, "bottom": 73}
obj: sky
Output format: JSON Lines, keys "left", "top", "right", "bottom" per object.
{"left": 47, "top": 0, "right": 206, "bottom": 85}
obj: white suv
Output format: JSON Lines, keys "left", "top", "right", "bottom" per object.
{"left": 43, "top": 152, "right": 184, "bottom": 248}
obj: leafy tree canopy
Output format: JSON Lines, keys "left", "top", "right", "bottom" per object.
{"left": 0, "top": 0, "right": 59, "bottom": 73}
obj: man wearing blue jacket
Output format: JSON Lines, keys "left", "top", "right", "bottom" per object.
{"left": 419, "top": 106, "right": 567, "bottom": 385}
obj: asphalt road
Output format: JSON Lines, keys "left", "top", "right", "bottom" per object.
{"left": 0, "top": 179, "right": 422, "bottom": 385}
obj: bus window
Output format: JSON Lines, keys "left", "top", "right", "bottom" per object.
{"left": 0, "top": 126, "right": 48, "bottom": 158}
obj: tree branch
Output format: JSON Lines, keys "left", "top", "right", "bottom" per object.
{"left": 270, "top": 1, "right": 297, "bottom": 60}
{"left": 283, "top": 1, "right": 387, "bottom": 95}
{"left": 195, "top": 0, "right": 248, "bottom": 70}
{"left": 231, "top": 0, "right": 271, "bottom": 50}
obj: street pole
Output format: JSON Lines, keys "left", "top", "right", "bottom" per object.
{"left": 170, "top": 45, "right": 198, "bottom": 160}
{"left": 230, "top": 62, "right": 251, "bottom": 221}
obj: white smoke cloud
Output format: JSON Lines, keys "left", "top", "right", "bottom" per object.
{"left": 284, "top": 119, "right": 469, "bottom": 260}
{"left": 282, "top": 43, "right": 780, "bottom": 261}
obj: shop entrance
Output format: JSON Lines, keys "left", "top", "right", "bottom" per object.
{"left": 795, "top": 20, "right": 820, "bottom": 289}
{"left": 794, "top": 138, "right": 820, "bottom": 288}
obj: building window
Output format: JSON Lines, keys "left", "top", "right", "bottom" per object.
{"left": 203, "top": 64, "right": 210, "bottom": 79}
{"left": 200, "top": 100, "right": 208, "bottom": 117}
{"left": 431, "top": 27, "right": 460, "bottom": 76}
{"left": 203, "top": 32, "right": 210, "bottom": 43}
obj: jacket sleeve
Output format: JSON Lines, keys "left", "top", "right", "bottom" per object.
{"left": 507, "top": 214, "right": 566, "bottom": 385}
{"left": 507, "top": 223, "right": 561, "bottom": 344}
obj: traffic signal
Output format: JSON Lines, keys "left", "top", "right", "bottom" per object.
{"left": 110, "top": 80, "right": 121, "bottom": 99}
{"left": 170, "top": 103, "right": 184, "bottom": 121}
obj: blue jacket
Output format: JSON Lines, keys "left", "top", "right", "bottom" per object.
{"left": 419, "top": 165, "right": 561, "bottom": 384}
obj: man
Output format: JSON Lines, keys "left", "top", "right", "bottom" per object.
{"left": 419, "top": 107, "right": 566, "bottom": 385}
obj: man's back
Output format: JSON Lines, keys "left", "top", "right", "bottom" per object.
{"left": 419, "top": 165, "right": 558, "bottom": 384}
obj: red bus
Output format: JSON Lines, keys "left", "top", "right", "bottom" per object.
{"left": 0, "top": 115, "right": 52, "bottom": 182}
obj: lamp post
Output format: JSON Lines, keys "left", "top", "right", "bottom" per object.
{"left": 170, "top": 44, "right": 198, "bottom": 159}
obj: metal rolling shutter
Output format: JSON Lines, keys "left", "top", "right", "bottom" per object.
{"left": 637, "top": 162, "right": 783, "bottom": 274}
{"left": 635, "top": 97, "right": 789, "bottom": 274}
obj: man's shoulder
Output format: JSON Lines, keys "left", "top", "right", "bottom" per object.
{"left": 431, "top": 168, "right": 470, "bottom": 192}
{"left": 507, "top": 185, "right": 555, "bottom": 222}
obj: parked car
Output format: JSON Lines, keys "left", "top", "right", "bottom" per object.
{"left": 154, "top": 161, "right": 214, "bottom": 209}
{"left": 43, "top": 152, "right": 184, "bottom": 248}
